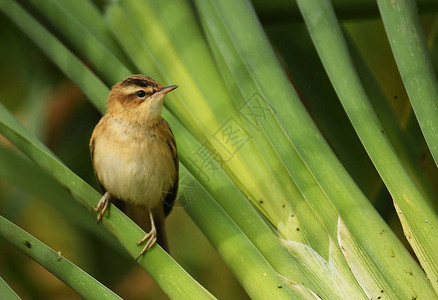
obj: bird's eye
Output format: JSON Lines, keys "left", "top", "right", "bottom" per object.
{"left": 136, "top": 90, "right": 146, "bottom": 98}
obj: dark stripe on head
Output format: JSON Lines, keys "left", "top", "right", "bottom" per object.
{"left": 118, "top": 74, "right": 162, "bottom": 90}
{"left": 126, "top": 78, "right": 149, "bottom": 87}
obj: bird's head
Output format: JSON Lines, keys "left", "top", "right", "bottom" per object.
{"left": 107, "top": 74, "right": 178, "bottom": 122}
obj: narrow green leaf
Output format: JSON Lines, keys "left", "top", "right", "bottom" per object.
{"left": 0, "top": 277, "right": 20, "bottom": 300}
{"left": 327, "top": 238, "right": 368, "bottom": 299}
{"left": 279, "top": 276, "right": 322, "bottom": 300}
{"left": 280, "top": 240, "right": 341, "bottom": 299}
{"left": 0, "top": 215, "right": 121, "bottom": 300}
{"left": 338, "top": 218, "right": 414, "bottom": 299}
{"left": 378, "top": 0, "right": 438, "bottom": 167}
{"left": 280, "top": 238, "right": 369, "bottom": 299}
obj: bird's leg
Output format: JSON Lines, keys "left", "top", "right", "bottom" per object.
{"left": 94, "top": 192, "right": 111, "bottom": 223}
{"left": 136, "top": 210, "right": 157, "bottom": 260}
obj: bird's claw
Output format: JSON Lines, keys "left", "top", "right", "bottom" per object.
{"left": 136, "top": 210, "right": 157, "bottom": 261}
{"left": 136, "top": 232, "right": 157, "bottom": 261}
{"left": 95, "top": 192, "right": 110, "bottom": 223}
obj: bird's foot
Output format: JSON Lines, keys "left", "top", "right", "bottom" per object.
{"left": 136, "top": 211, "right": 157, "bottom": 260}
{"left": 94, "top": 192, "right": 110, "bottom": 223}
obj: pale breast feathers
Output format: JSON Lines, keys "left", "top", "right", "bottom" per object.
{"left": 91, "top": 117, "right": 177, "bottom": 208}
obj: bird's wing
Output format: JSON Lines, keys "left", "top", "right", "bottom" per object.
{"left": 162, "top": 120, "right": 179, "bottom": 217}
{"left": 89, "top": 133, "right": 106, "bottom": 194}
{"left": 90, "top": 126, "right": 126, "bottom": 212}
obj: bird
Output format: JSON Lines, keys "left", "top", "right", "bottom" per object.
{"left": 89, "top": 74, "right": 179, "bottom": 259}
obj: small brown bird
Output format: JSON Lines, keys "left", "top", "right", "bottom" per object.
{"left": 90, "top": 74, "right": 179, "bottom": 258}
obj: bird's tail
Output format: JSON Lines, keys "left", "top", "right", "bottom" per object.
{"left": 154, "top": 214, "right": 169, "bottom": 252}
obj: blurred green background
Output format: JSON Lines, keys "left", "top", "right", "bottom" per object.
{"left": 0, "top": 1, "right": 437, "bottom": 299}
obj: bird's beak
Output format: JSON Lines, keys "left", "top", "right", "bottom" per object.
{"left": 157, "top": 85, "right": 178, "bottom": 96}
